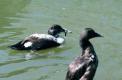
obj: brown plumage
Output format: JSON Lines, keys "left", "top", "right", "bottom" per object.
{"left": 66, "top": 28, "right": 102, "bottom": 80}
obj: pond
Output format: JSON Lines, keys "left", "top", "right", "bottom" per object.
{"left": 0, "top": 0, "right": 122, "bottom": 80}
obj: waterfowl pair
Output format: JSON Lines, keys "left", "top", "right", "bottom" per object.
{"left": 10, "top": 24, "right": 71, "bottom": 50}
{"left": 66, "top": 28, "right": 102, "bottom": 80}
{"left": 10, "top": 26, "right": 102, "bottom": 80}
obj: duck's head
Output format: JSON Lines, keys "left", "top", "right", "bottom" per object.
{"left": 80, "top": 28, "right": 103, "bottom": 40}
{"left": 48, "top": 24, "right": 72, "bottom": 37}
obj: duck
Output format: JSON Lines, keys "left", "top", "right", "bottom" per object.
{"left": 65, "top": 28, "right": 102, "bottom": 80}
{"left": 9, "top": 24, "right": 72, "bottom": 50}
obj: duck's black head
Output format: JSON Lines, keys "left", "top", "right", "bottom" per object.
{"left": 80, "top": 28, "right": 102, "bottom": 40}
{"left": 48, "top": 24, "right": 72, "bottom": 37}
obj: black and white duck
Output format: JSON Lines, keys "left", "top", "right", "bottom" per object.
{"left": 10, "top": 24, "right": 72, "bottom": 50}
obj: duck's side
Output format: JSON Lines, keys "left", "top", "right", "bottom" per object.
{"left": 10, "top": 34, "right": 62, "bottom": 50}
{"left": 9, "top": 24, "right": 71, "bottom": 50}
{"left": 66, "top": 28, "right": 102, "bottom": 80}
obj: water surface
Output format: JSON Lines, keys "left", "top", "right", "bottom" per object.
{"left": 0, "top": 0, "right": 122, "bottom": 80}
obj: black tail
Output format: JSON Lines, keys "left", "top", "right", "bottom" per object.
{"left": 9, "top": 41, "right": 24, "bottom": 50}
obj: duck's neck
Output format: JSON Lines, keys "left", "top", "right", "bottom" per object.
{"left": 80, "top": 39, "right": 95, "bottom": 55}
{"left": 55, "top": 35, "right": 60, "bottom": 38}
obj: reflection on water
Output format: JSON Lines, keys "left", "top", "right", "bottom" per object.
{"left": 0, "top": 0, "right": 122, "bottom": 80}
{"left": 0, "top": 0, "right": 30, "bottom": 50}
{"left": 0, "top": 0, "right": 30, "bottom": 26}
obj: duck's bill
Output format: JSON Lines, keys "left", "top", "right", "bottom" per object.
{"left": 94, "top": 32, "right": 103, "bottom": 37}
{"left": 63, "top": 28, "right": 72, "bottom": 36}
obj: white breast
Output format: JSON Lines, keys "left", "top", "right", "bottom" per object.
{"left": 56, "top": 37, "right": 64, "bottom": 44}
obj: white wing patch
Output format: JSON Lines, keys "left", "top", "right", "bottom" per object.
{"left": 24, "top": 42, "right": 32, "bottom": 48}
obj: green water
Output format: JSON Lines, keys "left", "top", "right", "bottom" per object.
{"left": 0, "top": 0, "right": 122, "bottom": 80}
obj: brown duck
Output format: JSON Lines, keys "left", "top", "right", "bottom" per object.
{"left": 66, "top": 28, "right": 102, "bottom": 80}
